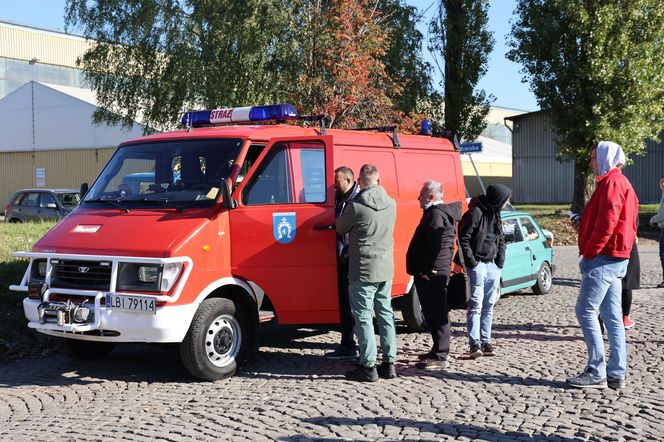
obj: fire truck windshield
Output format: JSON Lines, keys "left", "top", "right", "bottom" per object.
{"left": 83, "top": 138, "right": 243, "bottom": 209}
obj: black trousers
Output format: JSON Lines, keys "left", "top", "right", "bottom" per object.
{"left": 337, "top": 258, "right": 355, "bottom": 346}
{"left": 415, "top": 275, "right": 451, "bottom": 360}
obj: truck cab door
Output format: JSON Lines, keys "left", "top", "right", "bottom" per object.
{"left": 229, "top": 136, "right": 339, "bottom": 324}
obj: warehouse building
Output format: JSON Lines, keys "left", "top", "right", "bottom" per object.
{"left": 506, "top": 111, "right": 664, "bottom": 204}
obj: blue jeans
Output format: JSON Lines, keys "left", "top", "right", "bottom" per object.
{"left": 348, "top": 280, "right": 397, "bottom": 367}
{"left": 466, "top": 262, "right": 501, "bottom": 347}
{"left": 576, "top": 255, "right": 628, "bottom": 379}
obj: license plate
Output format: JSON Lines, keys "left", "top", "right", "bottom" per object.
{"left": 106, "top": 294, "right": 156, "bottom": 314}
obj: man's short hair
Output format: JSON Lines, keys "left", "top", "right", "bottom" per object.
{"left": 359, "top": 164, "right": 379, "bottom": 182}
{"left": 335, "top": 166, "right": 354, "bottom": 180}
{"left": 423, "top": 180, "right": 443, "bottom": 200}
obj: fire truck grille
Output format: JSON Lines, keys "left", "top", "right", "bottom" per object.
{"left": 51, "top": 260, "right": 112, "bottom": 291}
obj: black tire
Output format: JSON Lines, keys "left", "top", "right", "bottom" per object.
{"left": 532, "top": 262, "right": 553, "bottom": 295}
{"left": 55, "top": 337, "right": 116, "bottom": 360}
{"left": 180, "top": 298, "right": 250, "bottom": 381}
{"left": 401, "top": 285, "right": 427, "bottom": 332}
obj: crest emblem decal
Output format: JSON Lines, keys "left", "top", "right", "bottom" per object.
{"left": 273, "top": 212, "right": 296, "bottom": 244}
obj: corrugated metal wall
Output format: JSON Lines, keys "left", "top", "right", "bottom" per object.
{"left": 511, "top": 112, "right": 574, "bottom": 203}
{"left": 623, "top": 132, "right": 664, "bottom": 204}
{"left": 1, "top": 147, "right": 115, "bottom": 206}
{"left": 512, "top": 113, "right": 663, "bottom": 204}
{"left": 0, "top": 22, "right": 90, "bottom": 68}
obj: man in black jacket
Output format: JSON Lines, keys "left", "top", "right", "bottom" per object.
{"left": 325, "top": 166, "right": 360, "bottom": 360}
{"left": 406, "top": 180, "right": 462, "bottom": 369}
{"left": 458, "top": 184, "right": 511, "bottom": 359}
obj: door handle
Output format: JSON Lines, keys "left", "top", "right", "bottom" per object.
{"left": 314, "top": 224, "right": 335, "bottom": 231}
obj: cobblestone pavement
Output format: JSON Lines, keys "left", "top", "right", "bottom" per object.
{"left": 2, "top": 246, "right": 664, "bottom": 441}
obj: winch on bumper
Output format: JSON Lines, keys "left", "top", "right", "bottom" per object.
{"left": 38, "top": 299, "right": 94, "bottom": 327}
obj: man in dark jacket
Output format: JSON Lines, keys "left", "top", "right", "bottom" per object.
{"left": 325, "top": 166, "right": 360, "bottom": 360}
{"left": 406, "top": 180, "right": 461, "bottom": 369}
{"left": 458, "top": 183, "right": 511, "bottom": 359}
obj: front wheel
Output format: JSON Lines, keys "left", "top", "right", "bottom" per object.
{"left": 55, "top": 337, "right": 116, "bottom": 360}
{"left": 532, "top": 262, "right": 552, "bottom": 295}
{"left": 180, "top": 298, "right": 250, "bottom": 381}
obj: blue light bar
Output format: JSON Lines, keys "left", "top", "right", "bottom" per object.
{"left": 181, "top": 104, "right": 298, "bottom": 127}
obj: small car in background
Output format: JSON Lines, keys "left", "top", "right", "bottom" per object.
{"left": 4, "top": 189, "right": 80, "bottom": 222}
{"left": 501, "top": 210, "right": 554, "bottom": 295}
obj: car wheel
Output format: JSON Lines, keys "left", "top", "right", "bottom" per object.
{"left": 401, "top": 285, "right": 427, "bottom": 332}
{"left": 180, "top": 298, "right": 250, "bottom": 381}
{"left": 56, "top": 337, "right": 116, "bottom": 360}
{"left": 532, "top": 262, "right": 552, "bottom": 295}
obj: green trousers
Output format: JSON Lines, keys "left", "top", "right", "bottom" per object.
{"left": 348, "top": 280, "right": 397, "bottom": 367}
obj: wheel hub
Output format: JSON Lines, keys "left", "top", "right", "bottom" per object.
{"left": 205, "top": 314, "right": 241, "bottom": 367}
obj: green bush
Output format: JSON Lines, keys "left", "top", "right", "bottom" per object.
{"left": 0, "top": 221, "right": 55, "bottom": 358}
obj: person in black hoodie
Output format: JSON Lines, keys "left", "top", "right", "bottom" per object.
{"left": 406, "top": 180, "right": 462, "bottom": 369}
{"left": 458, "top": 183, "right": 511, "bottom": 359}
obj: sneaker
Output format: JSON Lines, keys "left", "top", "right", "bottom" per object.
{"left": 377, "top": 362, "right": 397, "bottom": 379}
{"left": 567, "top": 370, "right": 607, "bottom": 389}
{"left": 481, "top": 343, "right": 496, "bottom": 356}
{"left": 607, "top": 376, "right": 626, "bottom": 390}
{"left": 468, "top": 345, "right": 483, "bottom": 359}
{"left": 325, "top": 345, "right": 358, "bottom": 360}
{"left": 623, "top": 316, "right": 635, "bottom": 330}
{"left": 415, "top": 358, "right": 449, "bottom": 370}
{"left": 345, "top": 365, "right": 378, "bottom": 382}
{"left": 657, "top": 281, "right": 664, "bottom": 288}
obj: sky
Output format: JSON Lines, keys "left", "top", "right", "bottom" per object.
{"left": 0, "top": 0, "right": 538, "bottom": 112}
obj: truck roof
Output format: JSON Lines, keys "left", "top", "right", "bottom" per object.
{"left": 120, "top": 125, "right": 457, "bottom": 152}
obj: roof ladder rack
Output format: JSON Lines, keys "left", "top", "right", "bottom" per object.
{"left": 297, "top": 115, "right": 328, "bottom": 135}
{"left": 350, "top": 125, "right": 400, "bottom": 148}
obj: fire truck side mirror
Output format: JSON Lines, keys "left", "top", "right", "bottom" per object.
{"left": 221, "top": 179, "right": 236, "bottom": 210}
{"left": 79, "top": 182, "right": 89, "bottom": 198}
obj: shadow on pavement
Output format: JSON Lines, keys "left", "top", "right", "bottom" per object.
{"left": 278, "top": 417, "right": 586, "bottom": 442}
{"left": 552, "top": 277, "right": 581, "bottom": 288}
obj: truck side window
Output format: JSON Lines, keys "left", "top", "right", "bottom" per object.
{"left": 243, "top": 145, "right": 290, "bottom": 205}
{"left": 298, "top": 149, "right": 325, "bottom": 203}
{"left": 236, "top": 145, "right": 265, "bottom": 188}
{"left": 502, "top": 218, "right": 523, "bottom": 244}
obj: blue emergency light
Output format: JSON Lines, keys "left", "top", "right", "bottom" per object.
{"left": 420, "top": 119, "right": 432, "bottom": 135}
{"left": 181, "top": 104, "right": 298, "bottom": 127}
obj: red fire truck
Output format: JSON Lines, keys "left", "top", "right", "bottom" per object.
{"left": 11, "top": 104, "right": 468, "bottom": 380}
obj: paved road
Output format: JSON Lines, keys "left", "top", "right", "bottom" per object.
{"left": 1, "top": 246, "right": 663, "bottom": 441}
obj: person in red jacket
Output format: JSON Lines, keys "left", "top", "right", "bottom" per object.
{"left": 567, "top": 141, "right": 638, "bottom": 390}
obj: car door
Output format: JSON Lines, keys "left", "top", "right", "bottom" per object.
{"left": 21, "top": 192, "right": 41, "bottom": 221}
{"left": 501, "top": 216, "right": 533, "bottom": 294}
{"left": 229, "top": 136, "right": 338, "bottom": 324}
{"left": 519, "top": 215, "right": 547, "bottom": 274}
{"left": 38, "top": 193, "right": 61, "bottom": 220}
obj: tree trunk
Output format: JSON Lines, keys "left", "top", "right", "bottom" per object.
{"left": 571, "top": 160, "right": 593, "bottom": 214}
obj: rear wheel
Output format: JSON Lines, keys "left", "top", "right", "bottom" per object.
{"left": 532, "top": 262, "right": 552, "bottom": 295}
{"left": 55, "top": 337, "right": 116, "bottom": 360}
{"left": 401, "top": 285, "right": 426, "bottom": 332}
{"left": 180, "top": 298, "right": 250, "bottom": 381}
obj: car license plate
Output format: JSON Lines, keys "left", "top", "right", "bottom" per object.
{"left": 106, "top": 294, "right": 156, "bottom": 314}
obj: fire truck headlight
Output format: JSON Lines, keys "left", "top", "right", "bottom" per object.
{"left": 29, "top": 259, "right": 47, "bottom": 284}
{"left": 160, "top": 262, "right": 183, "bottom": 292}
{"left": 138, "top": 266, "right": 160, "bottom": 283}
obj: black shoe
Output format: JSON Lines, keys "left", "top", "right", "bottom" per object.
{"left": 417, "top": 351, "right": 437, "bottom": 361}
{"left": 658, "top": 281, "right": 664, "bottom": 289}
{"left": 607, "top": 376, "right": 626, "bottom": 390}
{"left": 415, "top": 358, "right": 449, "bottom": 370}
{"left": 468, "top": 345, "right": 483, "bottom": 359}
{"left": 324, "top": 345, "right": 359, "bottom": 360}
{"left": 481, "top": 343, "right": 496, "bottom": 356}
{"left": 345, "top": 365, "right": 378, "bottom": 382}
{"left": 377, "top": 362, "right": 397, "bottom": 379}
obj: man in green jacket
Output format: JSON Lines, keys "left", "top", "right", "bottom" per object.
{"left": 336, "top": 164, "right": 397, "bottom": 382}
